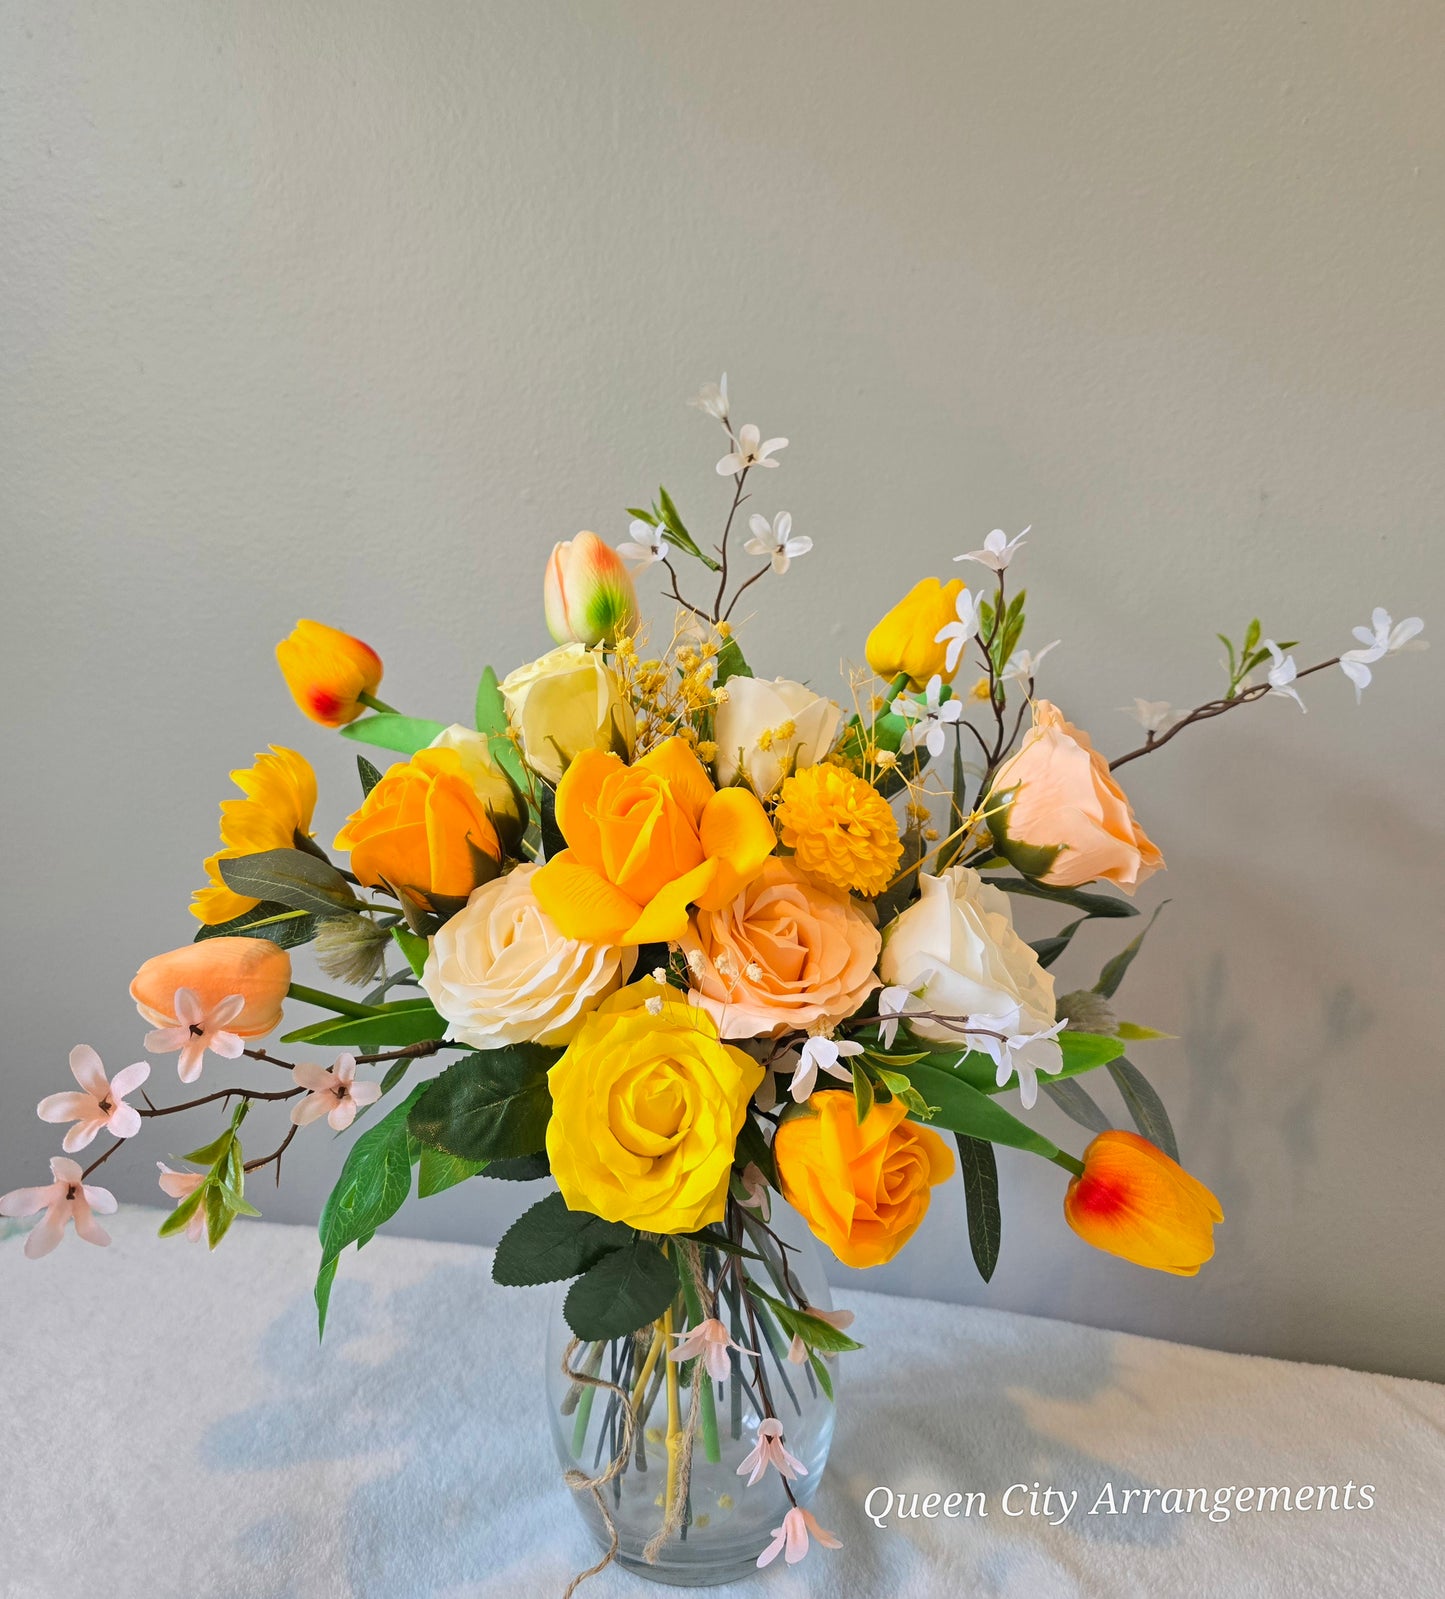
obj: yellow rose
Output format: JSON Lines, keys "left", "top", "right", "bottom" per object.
{"left": 546, "top": 979, "right": 764, "bottom": 1233}
{"left": 500, "top": 643, "right": 636, "bottom": 787}
{"left": 865, "top": 578, "right": 967, "bottom": 688}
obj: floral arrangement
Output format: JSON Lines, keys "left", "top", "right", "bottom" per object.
{"left": 2, "top": 375, "right": 1425, "bottom": 1585}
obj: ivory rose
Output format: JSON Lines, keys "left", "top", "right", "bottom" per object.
{"left": 421, "top": 864, "right": 636, "bottom": 1048}
{"left": 986, "top": 700, "right": 1163, "bottom": 893}
{"left": 878, "top": 865, "right": 1056, "bottom": 1044}
{"left": 713, "top": 676, "right": 841, "bottom": 797}
{"left": 500, "top": 643, "right": 636, "bottom": 787}
{"left": 680, "top": 859, "right": 879, "bottom": 1039}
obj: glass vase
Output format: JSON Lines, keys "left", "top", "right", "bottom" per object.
{"left": 544, "top": 1200, "right": 838, "bottom": 1586}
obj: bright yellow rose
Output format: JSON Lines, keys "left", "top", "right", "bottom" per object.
{"left": 334, "top": 747, "right": 503, "bottom": 909}
{"left": 865, "top": 577, "right": 967, "bottom": 688}
{"left": 192, "top": 746, "right": 318, "bottom": 925}
{"left": 774, "top": 1092, "right": 954, "bottom": 1268}
{"left": 546, "top": 979, "right": 764, "bottom": 1233}
{"left": 532, "top": 737, "right": 776, "bottom": 946}
{"left": 275, "top": 619, "right": 384, "bottom": 727}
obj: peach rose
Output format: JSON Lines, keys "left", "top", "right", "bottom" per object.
{"left": 680, "top": 859, "right": 880, "bottom": 1039}
{"left": 985, "top": 700, "right": 1163, "bottom": 893}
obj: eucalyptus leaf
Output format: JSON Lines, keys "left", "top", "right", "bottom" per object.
{"left": 1094, "top": 903, "right": 1167, "bottom": 999}
{"left": 217, "top": 848, "right": 363, "bottom": 917}
{"left": 1106, "top": 1057, "right": 1180, "bottom": 1162}
{"left": 492, "top": 1191, "right": 633, "bottom": 1286}
{"left": 563, "top": 1236, "right": 677, "bottom": 1340}
{"left": 408, "top": 1045, "right": 555, "bottom": 1161}
{"left": 1042, "top": 1076, "right": 1114, "bottom": 1135}
{"left": 339, "top": 715, "right": 447, "bottom": 755}
{"left": 1030, "top": 916, "right": 1087, "bottom": 970}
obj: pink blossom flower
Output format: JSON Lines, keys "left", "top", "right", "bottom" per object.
{"left": 757, "top": 1506, "right": 841, "bottom": 1568}
{"left": 290, "top": 1054, "right": 381, "bottom": 1131}
{"left": 37, "top": 1046, "right": 150, "bottom": 1152}
{"left": 0, "top": 1156, "right": 117, "bottom": 1258}
{"left": 667, "top": 1316, "right": 755, "bottom": 1383}
{"left": 787, "top": 1305, "right": 857, "bottom": 1364}
{"left": 156, "top": 1162, "right": 207, "bottom": 1242}
{"left": 737, "top": 1161, "right": 771, "bottom": 1221}
{"left": 737, "top": 1418, "right": 808, "bottom": 1487}
{"left": 145, "top": 987, "right": 247, "bottom": 1083}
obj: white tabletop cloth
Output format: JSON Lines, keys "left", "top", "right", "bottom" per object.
{"left": 3, "top": 1208, "right": 1443, "bottom": 1599}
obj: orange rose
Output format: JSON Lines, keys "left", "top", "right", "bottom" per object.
{"left": 680, "top": 859, "right": 880, "bottom": 1038}
{"left": 1064, "top": 1130, "right": 1222, "bottom": 1277}
{"left": 986, "top": 700, "right": 1163, "bottom": 892}
{"left": 334, "top": 747, "right": 503, "bottom": 908}
{"left": 131, "top": 937, "right": 291, "bottom": 1038}
{"left": 275, "top": 619, "right": 384, "bottom": 727}
{"left": 531, "top": 738, "right": 776, "bottom": 946}
{"left": 774, "top": 1093, "right": 954, "bottom": 1268}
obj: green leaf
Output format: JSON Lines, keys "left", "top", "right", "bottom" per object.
{"left": 626, "top": 506, "right": 659, "bottom": 526}
{"left": 937, "top": 728, "right": 969, "bottom": 872}
{"left": 408, "top": 1045, "right": 555, "bottom": 1161}
{"left": 808, "top": 1351, "right": 835, "bottom": 1401}
{"left": 1106, "top": 1057, "right": 1179, "bottom": 1163}
{"left": 357, "top": 755, "right": 383, "bottom": 797}
{"left": 194, "top": 901, "right": 321, "bottom": 950}
{"left": 417, "top": 1146, "right": 488, "bottom": 1197}
{"left": 749, "top": 1287, "right": 864, "bottom": 1354}
{"left": 391, "top": 926, "right": 429, "bottom": 979}
{"left": 955, "top": 1134, "right": 1001, "bottom": 1282}
{"left": 893, "top": 1029, "right": 1122, "bottom": 1098}
{"left": 538, "top": 783, "right": 565, "bottom": 860}
{"left": 656, "top": 485, "right": 722, "bottom": 571}
{"left": 339, "top": 715, "right": 447, "bottom": 755}
{"left": 714, "top": 635, "right": 752, "bottom": 687}
{"left": 492, "top": 1191, "right": 633, "bottom": 1286}
{"left": 205, "top": 1184, "right": 237, "bottom": 1249}
{"left": 563, "top": 1236, "right": 677, "bottom": 1340}
{"left": 158, "top": 1186, "right": 205, "bottom": 1239}
{"left": 1030, "top": 916, "right": 1087, "bottom": 970}
{"left": 1051, "top": 1029, "right": 1127, "bottom": 1080}
{"left": 482, "top": 1151, "right": 551, "bottom": 1182}
{"left": 734, "top": 1116, "right": 778, "bottom": 1189}
{"left": 1094, "top": 903, "right": 1167, "bottom": 999}
{"left": 181, "top": 1129, "right": 235, "bottom": 1165}
{"left": 897, "top": 1061, "right": 1067, "bottom": 1162}
{"left": 315, "top": 1086, "right": 427, "bottom": 1336}
{"left": 217, "top": 848, "right": 364, "bottom": 917}
{"left": 985, "top": 876, "right": 1139, "bottom": 919}
{"left": 474, "top": 666, "right": 530, "bottom": 795}
{"left": 851, "top": 1059, "right": 875, "bottom": 1124}
{"left": 1042, "top": 1076, "right": 1113, "bottom": 1134}
{"left": 282, "top": 997, "right": 447, "bottom": 1049}
{"left": 1116, "top": 1020, "right": 1174, "bottom": 1042}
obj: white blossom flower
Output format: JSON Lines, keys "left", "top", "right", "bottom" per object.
{"left": 616, "top": 519, "right": 669, "bottom": 570}
{"left": 690, "top": 373, "right": 729, "bottom": 423}
{"left": 718, "top": 423, "right": 788, "bottom": 476}
{"left": 1339, "top": 608, "right": 1426, "bottom": 702}
{"left": 1262, "top": 640, "right": 1305, "bottom": 712}
{"left": 964, "top": 1007, "right": 1066, "bottom": 1110}
{"left": 1003, "top": 640, "right": 1060, "bottom": 685}
{"left": 743, "top": 511, "right": 812, "bottom": 574}
{"left": 896, "top": 675, "right": 964, "bottom": 758}
{"left": 876, "top": 984, "right": 914, "bottom": 1049}
{"left": 788, "top": 1036, "right": 862, "bottom": 1102}
{"left": 933, "top": 587, "right": 979, "bottom": 674}
{"left": 1120, "top": 697, "right": 1176, "bottom": 735}
{"left": 955, "top": 526, "right": 1030, "bottom": 572}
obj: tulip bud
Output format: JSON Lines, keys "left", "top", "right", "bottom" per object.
{"left": 1064, "top": 1129, "right": 1222, "bottom": 1276}
{"left": 131, "top": 938, "right": 291, "bottom": 1039}
{"left": 275, "top": 620, "right": 384, "bottom": 727}
{"left": 544, "top": 532, "right": 638, "bottom": 647}
{"left": 865, "top": 578, "right": 966, "bottom": 687}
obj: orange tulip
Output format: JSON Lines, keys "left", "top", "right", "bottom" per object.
{"left": 773, "top": 1092, "right": 954, "bottom": 1268}
{"left": 1064, "top": 1130, "right": 1223, "bottom": 1276}
{"left": 334, "top": 747, "right": 503, "bottom": 908}
{"left": 865, "top": 578, "right": 967, "bottom": 688}
{"left": 275, "top": 619, "right": 384, "bottom": 727}
{"left": 131, "top": 937, "right": 291, "bottom": 1038}
{"left": 531, "top": 737, "right": 776, "bottom": 946}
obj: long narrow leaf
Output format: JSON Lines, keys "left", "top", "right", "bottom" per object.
{"left": 1106, "top": 1057, "right": 1179, "bottom": 1162}
{"left": 1042, "top": 1076, "right": 1113, "bottom": 1135}
{"left": 1094, "top": 903, "right": 1167, "bottom": 998}
{"left": 955, "top": 1134, "right": 1001, "bottom": 1282}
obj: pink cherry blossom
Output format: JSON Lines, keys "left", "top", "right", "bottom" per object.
{"left": 736, "top": 1161, "right": 771, "bottom": 1221}
{"left": 156, "top": 1162, "right": 207, "bottom": 1242}
{"left": 787, "top": 1305, "right": 856, "bottom": 1364}
{"left": 0, "top": 1156, "right": 117, "bottom": 1258}
{"left": 667, "top": 1316, "right": 756, "bottom": 1383}
{"left": 145, "top": 987, "right": 246, "bottom": 1083}
{"left": 736, "top": 1418, "right": 808, "bottom": 1487}
{"left": 757, "top": 1506, "right": 841, "bottom": 1568}
{"left": 290, "top": 1054, "right": 381, "bottom": 1132}
{"left": 36, "top": 1046, "right": 150, "bottom": 1152}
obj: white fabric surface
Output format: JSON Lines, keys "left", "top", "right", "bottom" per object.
{"left": 3, "top": 1207, "right": 1443, "bottom": 1599}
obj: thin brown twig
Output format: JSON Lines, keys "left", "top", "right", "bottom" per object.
{"left": 712, "top": 469, "right": 751, "bottom": 621}
{"left": 244, "top": 1123, "right": 299, "bottom": 1182}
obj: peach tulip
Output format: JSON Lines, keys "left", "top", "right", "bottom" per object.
{"left": 131, "top": 938, "right": 291, "bottom": 1055}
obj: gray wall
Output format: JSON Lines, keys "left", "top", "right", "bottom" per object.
{"left": 3, "top": 3, "right": 1441, "bottom": 1379}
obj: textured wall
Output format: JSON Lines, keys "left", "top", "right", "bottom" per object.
{"left": 2, "top": 2, "right": 1441, "bottom": 1377}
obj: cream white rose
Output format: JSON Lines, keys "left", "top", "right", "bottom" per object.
{"left": 713, "top": 676, "right": 841, "bottom": 796}
{"left": 878, "top": 865, "right": 1056, "bottom": 1043}
{"left": 421, "top": 863, "right": 636, "bottom": 1048}
{"left": 500, "top": 643, "right": 635, "bottom": 787}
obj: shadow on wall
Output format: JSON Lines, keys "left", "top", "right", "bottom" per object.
{"left": 197, "top": 1265, "right": 1173, "bottom": 1599}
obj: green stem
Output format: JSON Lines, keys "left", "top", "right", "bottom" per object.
{"left": 1049, "top": 1149, "right": 1087, "bottom": 1178}
{"left": 358, "top": 690, "right": 399, "bottom": 715}
{"left": 678, "top": 1248, "right": 722, "bottom": 1465}
{"left": 286, "top": 982, "right": 382, "bottom": 1019}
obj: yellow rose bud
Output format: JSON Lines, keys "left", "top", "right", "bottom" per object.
{"left": 774, "top": 1093, "right": 954, "bottom": 1268}
{"left": 545, "top": 979, "right": 764, "bottom": 1232}
{"left": 1064, "top": 1130, "right": 1222, "bottom": 1276}
{"left": 334, "top": 747, "right": 503, "bottom": 910}
{"left": 865, "top": 578, "right": 966, "bottom": 688}
{"left": 500, "top": 643, "right": 636, "bottom": 788}
{"left": 544, "top": 531, "right": 638, "bottom": 648}
{"left": 275, "top": 619, "right": 384, "bottom": 727}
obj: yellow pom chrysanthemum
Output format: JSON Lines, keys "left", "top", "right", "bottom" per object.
{"left": 774, "top": 764, "right": 903, "bottom": 898}
{"left": 192, "top": 746, "right": 318, "bottom": 924}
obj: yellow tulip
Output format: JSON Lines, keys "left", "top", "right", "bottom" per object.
{"left": 1064, "top": 1130, "right": 1222, "bottom": 1276}
{"left": 865, "top": 577, "right": 966, "bottom": 687}
{"left": 275, "top": 619, "right": 384, "bottom": 727}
